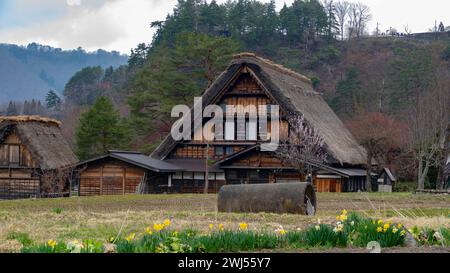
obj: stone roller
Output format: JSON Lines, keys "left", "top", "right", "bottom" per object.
{"left": 217, "top": 182, "right": 317, "bottom": 215}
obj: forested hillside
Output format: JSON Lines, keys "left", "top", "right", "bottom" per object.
{"left": 0, "top": 43, "right": 128, "bottom": 102}
{"left": 27, "top": 0, "right": 449, "bottom": 188}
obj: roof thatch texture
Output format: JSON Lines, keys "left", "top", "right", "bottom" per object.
{"left": 0, "top": 116, "right": 77, "bottom": 170}
{"left": 152, "top": 53, "right": 367, "bottom": 166}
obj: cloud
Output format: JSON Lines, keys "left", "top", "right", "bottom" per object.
{"left": 0, "top": 0, "right": 176, "bottom": 54}
{"left": 67, "top": 0, "right": 82, "bottom": 6}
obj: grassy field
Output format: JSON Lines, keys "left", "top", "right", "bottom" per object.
{"left": 0, "top": 192, "right": 449, "bottom": 252}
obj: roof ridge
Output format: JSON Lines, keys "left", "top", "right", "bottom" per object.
{"left": 233, "top": 52, "right": 312, "bottom": 85}
{"left": 0, "top": 115, "right": 61, "bottom": 126}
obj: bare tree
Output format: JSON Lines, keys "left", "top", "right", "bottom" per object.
{"left": 275, "top": 115, "right": 327, "bottom": 177}
{"left": 406, "top": 70, "right": 450, "bottom": 190}
{"left": 335, "top": 1, "right": 350, "bottom": 40}
{"left": 348, "top": 2, "right": 372, "bottom": 38}
{"left": 347, "top": 112, "right": 407, "bottom": 191}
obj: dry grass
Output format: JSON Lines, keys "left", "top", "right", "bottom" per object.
{"left": 0, "top": 192, "right": 448, "bottom": 253}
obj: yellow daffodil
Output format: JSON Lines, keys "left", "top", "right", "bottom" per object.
{"left": 397, "top": 223, "right": 403, "bottom": 229}
{"left": 340, "top": 214, "right": 348, "bottom": 221}
{"left": 239, "top": 222, "right": 248, "bottom": 231}
{"left": 377, "top": 220, "right": 383, "bottom": 225}
{"left": 154, "top": 223, "right": 164, "bottom": 232}
{"left": 145, "top": 227, "right": 153, "bottom": 235}
{"left": 342, "top": 209, "right": 348, "bottom": 215}
{"left": 376, "top": 227, "right": 383, "bottom": 233}
{"left": 384, "top": 223, "right": 390, "bottom": 230}
{"left": 209, "top": 224, "right": 214, "bottom": 230}
{"left": 47, "top": 240, "right": 57, "bottom": 248}
{"left": 163, "top": 219, "right": 171, "bottom": 227}
{"left": 392, "top": 228, "right": 398, "bottom": 234}
{"left": 126, "top": 233, "right": 136, "bottom": 242}
{"left": 277, "top": 229, "right": 286, "bottom": 235}
{"left": 219, "top": 224, "right": 224, "bottom": 231}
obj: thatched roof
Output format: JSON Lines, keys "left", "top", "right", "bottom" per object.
{"left": 0, "top": 116, "right": 77, "bottom": 170}
{"left": 152, "top": 53, "right": 367, "bottom": 166}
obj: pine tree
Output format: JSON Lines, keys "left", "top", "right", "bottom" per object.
{"left": 6, "top": 101, "right": 18, "bottom": 116}
{"left": 76, "top": 97, "right": 131, "bottom": 160}
{"left": 45, "top": 90, "right": 62, "bottom": 109}
{"left": 331, "top": 67, "right": 362, "bottom": 117}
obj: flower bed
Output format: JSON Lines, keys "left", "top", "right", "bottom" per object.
{"left": 20, "top": 211, "right": 448, "bottom": 253}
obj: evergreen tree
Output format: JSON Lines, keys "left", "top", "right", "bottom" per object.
{"left": 128, "top": 43, "right": 150, "bottom": 70}
{"left": 76, "top": 97, "right": 131, "bottom": 160}
{"left": 64, "top": 66, "right": 104, "bottom": 106}
{"left": 331, "top": 67, "right": 362, "bottom": 117}
{"left": 6, "top": 101, "right": 18, "bottom": 116}
{"left": 45, "top": 90, "right": 62, "bottom": 109}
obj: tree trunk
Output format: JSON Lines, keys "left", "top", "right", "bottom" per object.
{"left": 366, "top": 151, "right": 373, "bottom": 192}
{"left": 417, "top": 159, "right": 430, "bottom": 190}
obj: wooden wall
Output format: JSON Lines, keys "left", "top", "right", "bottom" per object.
{"left": 314, "top": 178, "right": 342, "bottom": 193}
{"left": 79, "top": 159, "right": 145, "bottom": 196}
{"left": 0, "top": 169, "right": 40, "bottom": 199}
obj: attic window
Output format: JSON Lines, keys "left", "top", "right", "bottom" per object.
{"left": 0, "top": 144, "right": 20, "bottom": 166}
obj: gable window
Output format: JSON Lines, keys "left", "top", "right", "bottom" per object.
{"left": 9, "top": 145, "right": 20, "bottom": 165}
{"left": 225, "top": 120, "right": 235, "bottom": 140}
{"left": 246, "top": 120, "right": 257, "bottom": 141}
{"left": 0, "top": 144, "right": 21, "bottom": 166}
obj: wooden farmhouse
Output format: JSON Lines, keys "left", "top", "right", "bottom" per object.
{"left": 76, "top": 53, "right": 369, "bottom": 195}
{"left": 0, "top": 116, "right": 77, "bottom": 199}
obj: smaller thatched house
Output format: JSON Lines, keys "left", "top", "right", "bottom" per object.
{"left": 0, "top": 116, "right": 77, "bottom": 200}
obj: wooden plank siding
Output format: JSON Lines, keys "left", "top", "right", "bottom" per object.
{"left": 79, "top": 159, "right": 145, "bottom": 196}
{"left": 314, "top": 178, "right": 342, "bottom": 193}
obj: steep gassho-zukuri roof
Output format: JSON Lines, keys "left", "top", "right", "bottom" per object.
{"left": 0, "top": 116, "right": 78, "bottom": 170}
{"left": 152, "top": 53, "right": 367, "bottom": 166}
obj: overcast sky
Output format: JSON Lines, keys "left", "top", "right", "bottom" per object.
{"left": 0, "top": 0, "right": 448, "bottom": 54}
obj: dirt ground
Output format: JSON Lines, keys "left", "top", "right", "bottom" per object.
{"left": 0, "top": 192, "right": 448, "bottom": 253}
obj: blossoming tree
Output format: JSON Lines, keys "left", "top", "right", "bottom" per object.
{"left": 275, "top": 114, "right": 327, "bottom": 180}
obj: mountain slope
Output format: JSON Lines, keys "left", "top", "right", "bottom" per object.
{"left": 0, "top": 43, "right": 128, "bottom": 102}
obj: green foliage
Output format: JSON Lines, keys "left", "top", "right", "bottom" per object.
{"left": 7, "top": 231, "right": 33, "bottom": 247}
{"left": 303, "top": 224, "right": 348, "bottom": 247}
{"left": 64, "top": 66, "right": 104, "bottom": 105}
{"left": 331, "top": 67, "right": 362, "bottom": 117}
{"left": 52, "top": 208, "right": 63, "bottom": 214}
{"left": 22, "top": 240, "right": 104, "bottom": 253}
{"left": 19, "top": 212, "right": 412, "bottom": 253}
{"left": 348, "top": 214, "right": 406, "bottom": 248}
{"left": 409, "top": 226, "right": 449, "bottom": 246}
{"left": 45, "top": 90, "right": 61, "bottom": 109}
{"left": 75, "top": 97, "right": 131, "bottom": 160}
{"left": 192, "top": 231, "right": 280, "bottom": 252}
